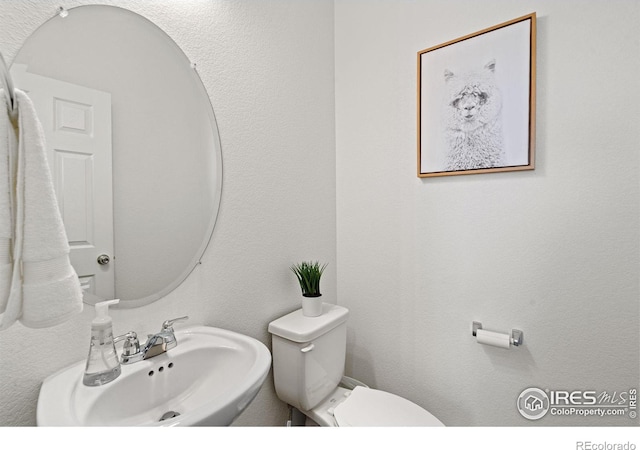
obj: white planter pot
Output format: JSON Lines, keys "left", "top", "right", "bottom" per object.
{"left": 301, "top": 295, "right": 323, "bottom": 317}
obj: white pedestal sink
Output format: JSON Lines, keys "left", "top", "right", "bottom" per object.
{"left": 37, "top": 326, "right": 271, "bottom": 426}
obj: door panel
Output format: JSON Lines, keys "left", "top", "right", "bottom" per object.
{"left": 12, "top": 64, "right": 114, "bottom": 300}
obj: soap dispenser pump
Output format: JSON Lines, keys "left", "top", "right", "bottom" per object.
{"left": 83, "top": 299, "right": 121, "bottom": 386}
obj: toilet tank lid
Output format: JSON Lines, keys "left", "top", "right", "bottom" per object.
{"left": 268, "top": 303, "right": 349, "bottom": 343}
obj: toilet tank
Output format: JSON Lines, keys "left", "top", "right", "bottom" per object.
{"left": 268, "top": 304, "right": 349, "bottom": 411}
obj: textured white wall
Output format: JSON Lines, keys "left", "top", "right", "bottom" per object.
{"left": 0, "top": 0, "right": 336, "bottom": 426}
{"left": 336, "top": 0, "right": 639, "bottom": 426}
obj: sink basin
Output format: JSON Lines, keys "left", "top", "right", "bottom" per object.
{"left": 37, "top": 326, "right": 271, "bottom": 426}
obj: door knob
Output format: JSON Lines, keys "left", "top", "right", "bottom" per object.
{"left": 97, "top": 254, "right": 111, "bottom": 265}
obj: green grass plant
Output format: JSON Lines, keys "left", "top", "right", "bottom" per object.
{"left": 290, "top": 261, "right": 327, "bottom": 297}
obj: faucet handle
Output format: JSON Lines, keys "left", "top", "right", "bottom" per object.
{"left": 114, "top": 331, "right": 141, "bottom": 363}
{"left": 161, "top": 316, "right": 189, "bottom": 331}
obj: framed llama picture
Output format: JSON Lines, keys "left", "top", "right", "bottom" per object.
{"left": 417, "top": 13, "right": 536, "bottom": 178}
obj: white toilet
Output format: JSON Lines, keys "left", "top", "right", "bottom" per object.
{"left": 268, "top": 303, "right": 444, "bottom": 426}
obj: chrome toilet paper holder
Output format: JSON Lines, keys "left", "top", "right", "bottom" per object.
{"left": 472, "top": 321, "right": 523, "bottom": 347}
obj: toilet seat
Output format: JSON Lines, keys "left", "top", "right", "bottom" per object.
{"left": 332, "top": 386, "right": 444, "bottom": 427}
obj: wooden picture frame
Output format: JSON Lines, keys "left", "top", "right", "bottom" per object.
{"left": 417, "top": 13, "right": 536, "bottom": 178}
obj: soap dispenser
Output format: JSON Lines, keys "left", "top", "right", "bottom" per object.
{"left": 83, "top": 299, "right": 121, "bottom": 386}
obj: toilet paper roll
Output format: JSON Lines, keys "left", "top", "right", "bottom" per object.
{"left": 476, "top": 329, "right": 511, "bottom": 349}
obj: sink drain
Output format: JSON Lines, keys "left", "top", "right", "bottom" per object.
{"left": 160, "top": 411, "right": 181, "bottom": 421}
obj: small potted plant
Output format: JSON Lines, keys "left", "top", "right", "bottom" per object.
{"left": 291, "top": 261, "right": 327, "bottom": 317}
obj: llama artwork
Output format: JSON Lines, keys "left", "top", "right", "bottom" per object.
{"left": 442, "top": 59, "right": 505, "bottom": 171}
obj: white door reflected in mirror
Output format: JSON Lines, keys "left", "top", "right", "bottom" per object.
{"left": 13, "top": 65, "right": 115, "bottom": 300}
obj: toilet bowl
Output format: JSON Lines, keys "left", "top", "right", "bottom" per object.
{"left": 268, "top": 303, "right": 444, "bottom": 427}
{"left": 305, "top": 385, "right": 444, "bottom": 427}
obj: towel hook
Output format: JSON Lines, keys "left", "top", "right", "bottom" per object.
{"left": 0, "top": 51, "right": 16, "bottom": 116}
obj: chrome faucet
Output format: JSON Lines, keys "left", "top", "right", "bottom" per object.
{"left": 114, "top": 316, "right": 189, "bottom": 364}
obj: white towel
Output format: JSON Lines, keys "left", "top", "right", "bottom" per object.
{"left": 0, "top": 89, "right": 83, "bottom": 330}
{"left": 0, "top": 89, "right": 15, "bottom": 313}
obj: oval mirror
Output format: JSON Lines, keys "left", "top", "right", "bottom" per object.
{"left": 11, "top": 5, "right": 223, "bottom": 308}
